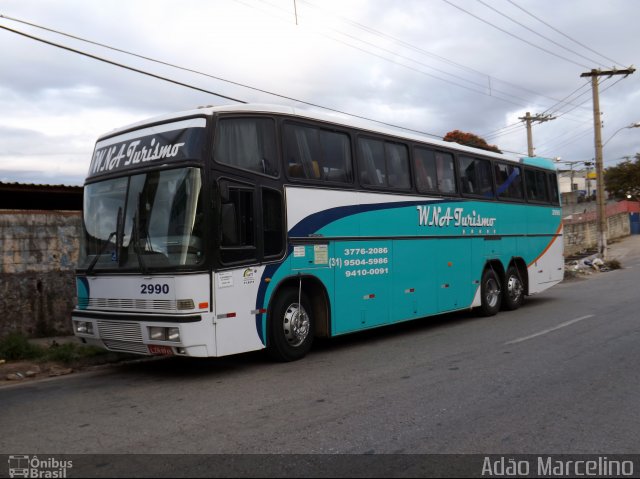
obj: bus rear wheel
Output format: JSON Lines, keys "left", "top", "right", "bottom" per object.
{"left": 267, "top": 287, "right": 314, "bottom": 361}
{"left": 502, "top": 265, "right": 524, "bottom": 311}
{"left": 479, "top": 267, "right": 502, "bottom": 316}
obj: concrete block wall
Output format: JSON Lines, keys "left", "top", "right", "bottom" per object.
{"left": 564, "top": 212, "right": 631, "bottom": 257}
{"left": 0, "top": 210, "right": 82, "bottom": 338}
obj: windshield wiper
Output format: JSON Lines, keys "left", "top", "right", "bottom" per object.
{"left": 86, "top": 207, "right": 122, "bottom": 275}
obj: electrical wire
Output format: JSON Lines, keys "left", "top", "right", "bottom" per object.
{"left": 298, "top": 0, "right": 590, "bottom": 111}
{"left": 0, "top": 23, "right": 247, "bottom": 104}
{"left": 476, "top": 0, "right": 606, "bottom": 67}
{"left": 442, "top": 0, "right": 591, "bottom": 69}
{"left": 506, "top": 0, "right": 624, "bottom": 67}
{"left": 0, "top": 21, "right": 447, "bottom": 140}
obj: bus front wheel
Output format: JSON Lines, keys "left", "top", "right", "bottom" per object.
{"left": 479, "top": 267, "right": 502, "bottom": 316}
{"left": 267, "top": 287, "right": 314, "bottom": 361}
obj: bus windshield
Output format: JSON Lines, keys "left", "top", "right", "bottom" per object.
{"left": 80, "top": 167, "right": 205, "bottom": 272}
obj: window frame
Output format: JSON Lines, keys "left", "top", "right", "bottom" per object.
{"left": 547, "top": 171, "right": 560, "bottom": 206}
{"left": 213, "top": 115, "right": 281, "bottom": 179}
{"left": 494, "top": 161, "right": 525, "bottom": 203}
{"left": 524, "top": 167, "right": 552, "bottom": 204}
{"left": 218, "top": 178, "right": 258, "bottom": 266}
{"left": 456, "top": 155, "right": 496, "bottom": 200}
{"left": 356, "top": 134, "right": 413, "bottom": 192}
{"left": 282, "top": 120, "right": 355, "bottom": 186}
{"left": 412, "top": 145, "right": 460, "bottom": 197}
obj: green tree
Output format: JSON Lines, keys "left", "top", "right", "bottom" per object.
{"left": 442, "top": 130, "right": 502, "bottom": 154}
{"left": 604, "top": 154, "right": 640, "bottom": 200}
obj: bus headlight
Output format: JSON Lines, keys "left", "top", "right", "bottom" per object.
{"left": 75, "top": 321, "right": 94, "bottom": 335}
{"left": 149, "top": 326, "right": 181, "bottom": 342}
{"left": 149, "top": 327, "right": 165, "bottom": 340}
{"left": 167, "top": 328, "right": 180, "bottom": 342}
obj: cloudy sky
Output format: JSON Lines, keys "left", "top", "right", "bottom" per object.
{"left": 1, "top": 0, "right": 639, "bottom": 185}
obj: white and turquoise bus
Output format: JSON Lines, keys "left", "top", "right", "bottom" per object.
{"left": 72, "top": 104, "right": 563, "bottom": 361}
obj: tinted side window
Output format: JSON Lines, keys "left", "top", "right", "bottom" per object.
{"left": 495, "top": 163, "right": 523, "bottom": 200}
{"left": 458, "top": 156, "right": 494, "bottom": 198}
{"left": 220, "top": 185, "right": 256, "bottom": 264}
{"left": 548, "top": 172, "right": 560, "bottom": 205}
{"left": 319, "top": 130, "right": 353, "bottom": 183}
{"left": 262, "top": 188, "right": 284, "bottom": 257}
{"left": 414, "top": 147, "right": 438, "bottom": 192}
{"left": 284, "top": 124, "right": 353, "bottom": 183}
{"left": 525, "top": 169, "right": 550, "bottom": 202}
{"left": 284, "top": 124, "right": 321, "bottom": 180}
{"left": 414, "top": 147, "right": 457, "bottom": 194}
{"left": 436, "top": 152, "right": 457, "bottom": 194}
{"left": 386, "top": 142, "right": 410, "bottom": 188}
{"left": 358, "top": 138, "right": 386, "bottom": 186}
{"left": 215, "top": 118, "right": 278, "bottom": 177}
{"left": 358, "top": 138, "right": 410, "bottom": 189}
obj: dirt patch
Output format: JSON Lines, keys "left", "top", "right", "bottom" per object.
{"left": 0, "top": 351, "right": 137, "bottom": 385}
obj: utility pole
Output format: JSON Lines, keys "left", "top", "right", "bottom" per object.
{"left": 518, "top": 112, "right": 556, "bottom": 157}
{"left": 580, "top": 67, "right": 636, "bottom": 259}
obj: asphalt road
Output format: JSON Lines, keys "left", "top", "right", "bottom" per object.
{"left": 1, "top": 244, "right": 639, "bottom": 471}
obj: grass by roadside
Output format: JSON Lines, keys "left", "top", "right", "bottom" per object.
{"left": 0, "top": 332, "right": 137, "bottom": 383}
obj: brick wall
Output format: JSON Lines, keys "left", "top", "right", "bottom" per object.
{"left": 0, "top": 210, "right": 81, "bottom": 338}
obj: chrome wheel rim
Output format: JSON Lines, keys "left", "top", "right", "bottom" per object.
{"left": 507, "top": 275, "right": 523, "bottom": 303}
{"left": 283, "top": 303, "right": 310, "bottom": 347}
{"left": 485, "top": 277, "right": 501, "bottom": 308}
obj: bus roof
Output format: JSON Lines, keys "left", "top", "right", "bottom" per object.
{"left": 97, "top": 103, "right": 557, "bottom": 169}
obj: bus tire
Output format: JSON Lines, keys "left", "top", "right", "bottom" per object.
{"left": 479, "top": 267, "right": 501, "bottom": 316}
{"left": 267, "top": 287, "right": 314, "bottom": 362}
{"left": 502, "top": 265, "right": 524, "bottom": 311}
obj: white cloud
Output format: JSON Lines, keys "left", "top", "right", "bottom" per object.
{"left": 0, "top": 0, "right": 639, "bottom": 185}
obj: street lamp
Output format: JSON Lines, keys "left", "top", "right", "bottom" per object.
{"left": 603, "top": 122, "right": 640, "bottom": 147}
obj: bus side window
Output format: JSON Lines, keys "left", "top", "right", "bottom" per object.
{"left": 220, "top": 186, "right": 256, "bottom": 264}
{"left": 262, "top": 188, "right": 284, "bottom": 257}
{"left": 284, "top": 124, "right": 322, "bottom": 180}
{"left": 358, "top": 138, "right": 386, "bottom": 186}
{"left": 459, "top": 156, "right": 494, "bottom": 198}
{"left": 319, "top": 130, "right": 352, "bottom": 183}
{"left": 386, "top": 142, "right": 410, "bottom": 189}
{"left": 495, "top": 163, "right": 523, "bottom": 200}
{"left": 414, "top": 147, "right": 437, "bottom": 192}
{"left": 435, "top": 152, "right": 456, "bottom": 194}
{"left": 215, "top": 117, "right": 278, "bottom": 177}
{"left": 525, "top": 168, "right": 550, "bottom": 203}
{"left": 548, "top": 172, "right": 560, "bottom": 205}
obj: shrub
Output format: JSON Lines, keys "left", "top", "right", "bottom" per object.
{"left": 0, "top": 332, "right": 45, "bottom": 361}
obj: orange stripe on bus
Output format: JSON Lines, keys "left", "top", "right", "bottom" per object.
{"left": 528, "top": 223, "right": 563, "bottom": 267}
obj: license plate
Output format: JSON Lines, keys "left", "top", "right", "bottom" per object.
{"left": 148, "top": 344, "right": 174, "bottom": 356}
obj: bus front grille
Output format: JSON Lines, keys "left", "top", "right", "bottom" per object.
{"left": 97, "top": 321, "right": 143, "bottom": 343}
{"left": 79, "top": 298, "right": 178, "bottom": 311}
{"left": 102, "top": 340, "right": 150, "bottom": 355}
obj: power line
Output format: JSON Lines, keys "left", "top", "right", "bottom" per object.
{"left": 0, "top": 23, "right": 247, "bottom": 104}
{"left": 506, "top": 0, "right": 624, "bottom": 67}
{"left": 441, "top": 0, "right": 591, "bottom": 69}
{"left": 297, "top": 0, "right": 590, "bottom": 111}
{"left": 476, "top": 0, "right": 606, "bottom": 67}
{"left": 540, "top": 81, "right": 591, "bottom": 116}
{"left": 483, "top": 122, "right": 525, "bottom": 141}
{"left": 0, "top": 21, "right": 448, "bottom": 140}
{"left": 249, "top": 0, "right": 538, "bottom": 108}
